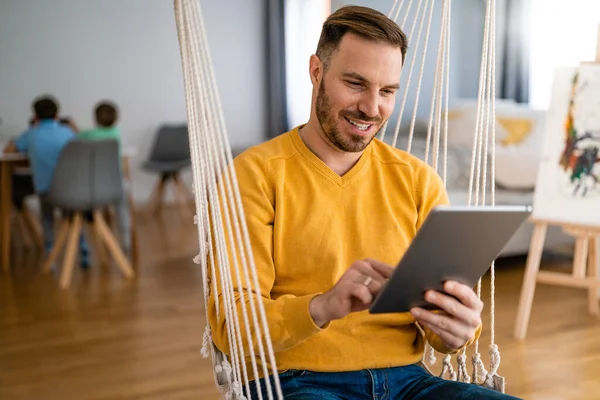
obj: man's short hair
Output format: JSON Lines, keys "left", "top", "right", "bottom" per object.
{"left": 316, "top": 5, "right": 408, "bottom": 71}
{"left": 32, "top": 96, "right": 59, "bottom": 120}
{"left": 95, "top": 102, "right": 118, "bottom": 128}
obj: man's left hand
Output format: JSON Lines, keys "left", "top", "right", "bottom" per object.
{"left": 410, "top": 281, "right": 483, "bottom": 351}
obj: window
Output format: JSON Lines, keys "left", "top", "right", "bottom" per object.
{"left": 285, "top": 0, "right": 331, "bottom": 128}
{"left": 529, "top": 0, "right": 600, "bottom": 109}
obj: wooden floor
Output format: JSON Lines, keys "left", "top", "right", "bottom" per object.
{"left": 1, "top": 209, "right": 599, "bottom": 400}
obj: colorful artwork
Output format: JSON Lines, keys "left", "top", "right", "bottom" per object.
{"left": 532, "top": 65, "right": 600, "bottom": 226}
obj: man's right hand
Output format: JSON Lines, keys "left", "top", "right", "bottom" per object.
{"left": 309, "top": 258, "right": 393, "bottom": 327}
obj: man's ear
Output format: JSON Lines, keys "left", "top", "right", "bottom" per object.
{"left": 309, "top": 54, "right": 323, "bottom": 87}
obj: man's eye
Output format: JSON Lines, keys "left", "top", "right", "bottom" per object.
{"left": 347, "top": 81, "right": 362, "bottom": 87}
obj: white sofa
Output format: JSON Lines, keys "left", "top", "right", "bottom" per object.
{"left": 393, "top": 99, "right": 575, "bottom": 257}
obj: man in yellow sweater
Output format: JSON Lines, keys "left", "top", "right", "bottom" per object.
{"left": 208, "top": 5, "right": 519, "bottom": 399}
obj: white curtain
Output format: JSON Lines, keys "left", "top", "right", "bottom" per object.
{"left": 529, "top": 0, "right": 600, "bottom": 109}
{"left": 285, "top": 0, "right": 331, "bottom": 129}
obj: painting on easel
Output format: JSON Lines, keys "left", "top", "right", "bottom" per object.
{"left": 533, "top": 64, "right": 600, "bottom": 226}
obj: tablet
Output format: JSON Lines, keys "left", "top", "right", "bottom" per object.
{"left": 369, "top": 204, "right": 532, "bottom": 314}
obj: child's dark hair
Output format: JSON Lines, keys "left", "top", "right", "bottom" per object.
{"left": 95, "top": 102, "right": 118, "bottom": 128}
{"left": 32, "top": 95, "right": 59, "bottom": 120}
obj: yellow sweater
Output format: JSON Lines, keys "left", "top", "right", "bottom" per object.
{"left": 208, "top": 126, "right": 458, "bottom": 379}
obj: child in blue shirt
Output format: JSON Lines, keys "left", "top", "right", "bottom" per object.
{"left": 4, "top": 96, "right": 89, "bottom": 267}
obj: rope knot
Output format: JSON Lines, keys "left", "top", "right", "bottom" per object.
{"left": 471, "top": 352, "right": 488, "bottom": 384}
{"left": 456, "top": 352, "right": 471, "bottom": 383}
{"left": 200, "top": 328, "right": 211, "bottom": 358}
{"left": 231, "top": 381, "right": 243, "bottom": 397}
{"left": 440, "top": 354, "right": 457, "bottom": 381}
{"left": 221, "top": 360, "right": 233, "bottom": 375}
{"left": 193, "top": 214, "right": 199, "bottom": 225}
{"left": 426, "top": 344, "right": 437, "bottom": 366}
{"left": 488, "top": 343, "right": 501, "bottom": 375}
{"left": 193, "top": 254, "right": 202, "bottom": 264}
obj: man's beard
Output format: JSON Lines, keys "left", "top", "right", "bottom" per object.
{"left": 315, "top": 80, "right": 382, "bottom": 153}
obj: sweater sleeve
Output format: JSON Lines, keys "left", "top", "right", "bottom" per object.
{"left": 426, "top": 322, "right": 482, "bottom": 354}
{"left": 414, "top": 163, "right": 483, "bottom": 354}
{"left": 415, "top": 162, "right": 449, "bottom": 229}
{"left": 207, "top": 152, "right": 328, "bottom": 358}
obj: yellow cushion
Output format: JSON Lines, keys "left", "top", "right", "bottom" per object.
{"left": 446, "top": 110, "right": 462, "bottom": 120}
{"left": 497, "top": 117, "right": 534, "bottom": 146}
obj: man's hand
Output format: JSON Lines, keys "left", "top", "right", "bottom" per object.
{"left": 309, "top": 258, "right": 391, "bottom": 327}
{"left": 60, "top": 117, "right": 79, "bottom": 133}
{"left": 410, "top": 281, "right": 483, "bottom": 351}
{"left": 3, "top": 141, "right": 18, "bottom": 154}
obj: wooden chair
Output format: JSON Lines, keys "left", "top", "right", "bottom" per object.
{"left": 11, "top": 172, "right": 44, "bottom": 252}
{"left": 12, "top": 205, "right": 44, "bottom": 252}
{"left": 142, "top": 124, "right": 194, "bottom": 219}
{"left": 41, "top": 139, "right": 134, "bottom": 289}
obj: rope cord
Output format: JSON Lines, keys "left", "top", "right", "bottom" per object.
{"left": 390, "top": 0, "right": 429, "bottom": 148}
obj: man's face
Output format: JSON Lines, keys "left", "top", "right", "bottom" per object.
{"left": 314, "top": 33, "right": 403, "bottom": 153}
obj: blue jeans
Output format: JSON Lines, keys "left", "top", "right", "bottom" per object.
{"left": 249, "top": 364, "right": 522, "bottom": 399}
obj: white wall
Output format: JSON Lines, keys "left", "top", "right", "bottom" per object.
{"left": 0, "top": 0, "right": 267, "bottom": 202}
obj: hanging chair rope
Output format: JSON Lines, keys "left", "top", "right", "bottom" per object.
{"left": 175, "top": 0, "right": 284, "bottom": 398}
{"left": 389, "top": 0, "right": 431, "bottom": 150}
{"left": 173, "top": 0, "right": 501, "bottom": 398}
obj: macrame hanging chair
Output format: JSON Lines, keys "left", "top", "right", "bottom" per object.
{"left": 173, "top": 0, "right": 503, "bottom": 398}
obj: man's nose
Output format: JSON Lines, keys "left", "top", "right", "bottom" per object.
{"left": 357, "top": 90, "right": 379, "bottom": 119}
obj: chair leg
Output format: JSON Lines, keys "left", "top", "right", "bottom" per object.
{"left": 123, "top": 157, "right": 139, "bottom": 269}
{"left": 42, "top": 219, "right": 69, "bottom": 273}
{"left": 93, "top": 210, "right": 134, "bottom": 279}
{"left": 173, "top": 173, "right": 194, "bottom": 200}
{"left": 171, "top": 174, "right": 192, "bottom": 221}
{"left": 84, "top": 221, "right": 108, "bottom": 268}
{"left": 20, "top": 206, "right": 44, "bottom": 252}
{"left": 587, "top": 235, "right": 599, "bottom": 315}
{"left": 13, "top": 210, "right": 33, "bottom": 251}
{"left": 173, "top": 173, "right": 195, "bottom": 213}
{"left": 147, "top": 175, "right": 168, "bottom": 216}
{"left": 128, "top": 192, "right": 139, "bottom": 270}
{"left": 59, "top": 213, "right": 83, "bottom": 289}
{"left": 514, "top": 223, "right": 547, "bottom": 340}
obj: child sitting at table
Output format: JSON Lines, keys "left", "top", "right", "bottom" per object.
{"left": 3, "top": 95, "right": 90, "bottom": 267}
{"left": 78, "top": 101, "right": 131, "bottom": 254}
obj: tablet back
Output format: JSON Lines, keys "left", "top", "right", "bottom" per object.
{"left": 369, "top": 205, "right": 531, "bottom": 314}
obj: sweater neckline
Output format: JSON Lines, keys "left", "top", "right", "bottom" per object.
{"left": 290, "top": 126, "right": 373, "bottom": 187}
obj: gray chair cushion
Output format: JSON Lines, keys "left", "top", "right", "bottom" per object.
{"left": 146, "top": 124, "right": 191, "bottom": 164}
{"left": 142, "top": 159, "right": 191, "bottom": 174}
{"left": 47, "top": 139, "right": 123, "bottom": 211}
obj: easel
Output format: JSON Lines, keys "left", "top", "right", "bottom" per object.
{"left": 514, "top": 25, "right": 600, "bottom": 340}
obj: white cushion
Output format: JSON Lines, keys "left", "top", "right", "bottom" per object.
{"left": 495, "top": 142, "right": 543, "bottom": 189}
{"left": 393, "top": 136, "right": 473, "bottom": 189}
{"left": 446, "top": 100, "right": 547, "bottom": 190}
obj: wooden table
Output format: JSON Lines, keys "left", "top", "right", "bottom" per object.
{"left": 0, "top": 150, "right": 138, "bottom": 274}
{"left": 0, "top": 153, "right": 29, "bottom": 274}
